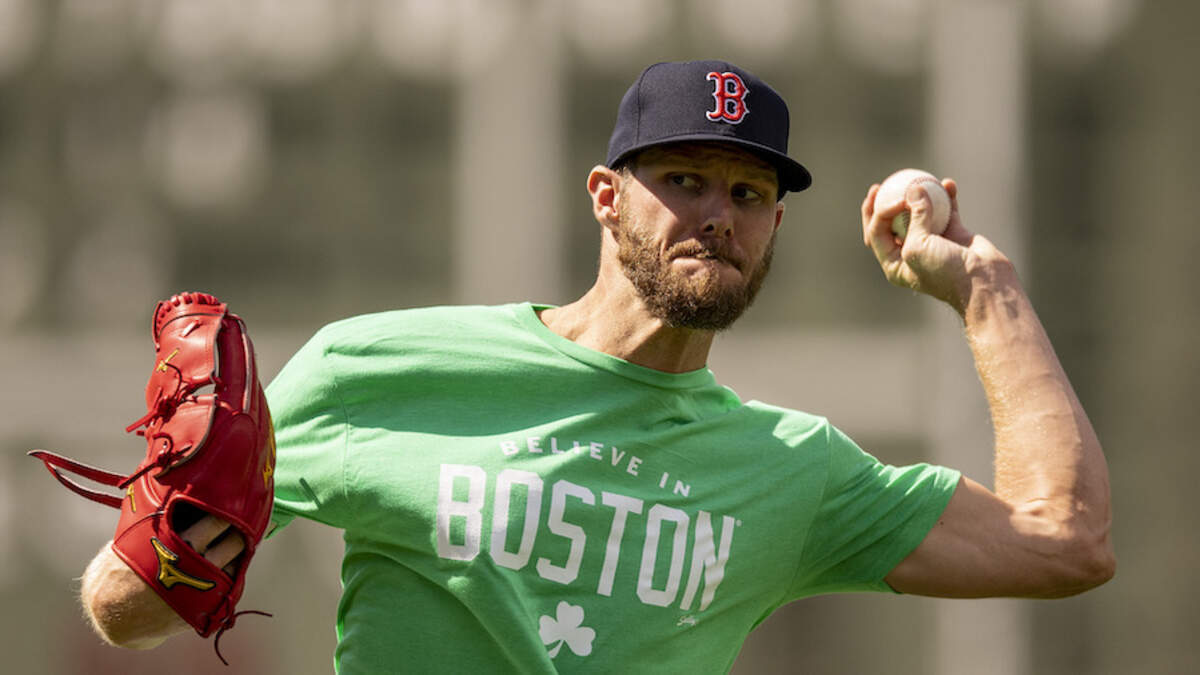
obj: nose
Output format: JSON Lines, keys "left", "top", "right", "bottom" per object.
{"left": 700, "top": 192, "right": 735, "bottom": 239}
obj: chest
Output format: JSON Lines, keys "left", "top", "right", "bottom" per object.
{"left": 342, "top": 417, "right": 825, "bottom": 617}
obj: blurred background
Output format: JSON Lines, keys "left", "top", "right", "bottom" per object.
{"left": 1, "top": 0, "right": 1195, "bottom": 673}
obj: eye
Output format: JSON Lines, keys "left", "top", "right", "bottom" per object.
{"left": 732, "top": 184, "right": 765, "bottom": 203}
{"left": 669, "top": 174, "right": 701, "bottom": 190}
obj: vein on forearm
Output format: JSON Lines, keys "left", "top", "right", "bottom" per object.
{"left": 964, "top": 282, "right": 1107, "bottom": 526}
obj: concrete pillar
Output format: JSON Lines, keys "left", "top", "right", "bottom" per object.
{"left": 451, "top": 0, "right": 565, "bottom": 305}
{"left": 928, "top": 2, "right": 1031, "bottom": 674}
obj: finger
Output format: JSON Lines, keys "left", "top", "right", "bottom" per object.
{"left": 862, "top": 184, "right": 879, "bottom": 216}
{"left": 206, "top": 529, "right": 246, "bottom": 571}
{"left": 938, "top": 178, "right": 973, "bottom": 246}
{"left": 865, "top": 192, "right": 908, "bottom": 265}
{"left": 862, "top": 183, "right": 905, "bottom": 241}
{"left": 942, "top": 177, "right": 958, "bottom": 201}
{"left": 903, "top": 182, "right": 935, "bottom": 238}
{"left": 181, "top": 514, "right": 232, "bottom": 554}
{"left": 861, "top": 184, "right": 877, "bottom": 245}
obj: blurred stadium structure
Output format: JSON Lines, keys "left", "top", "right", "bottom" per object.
{"left": 2, "top": 1, "right": 1196, "bottom": 673}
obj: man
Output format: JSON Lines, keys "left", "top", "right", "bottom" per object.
{"left": 78, "top": 60, "right": 1114, "bottom": 672}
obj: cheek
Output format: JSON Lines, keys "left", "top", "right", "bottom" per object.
{"left": 739, "top": 215, "right": 778, "bottom": 253}
{"left": 629, "top": 210, "right": 685, "bottom": 252}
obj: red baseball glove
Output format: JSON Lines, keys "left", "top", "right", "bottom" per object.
{"left": 31, "top": 292, "right": 275, "bottom": 658}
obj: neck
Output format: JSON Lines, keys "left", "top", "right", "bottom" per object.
{"left": 539, "top": 271, "right": 716, "bottom": 374}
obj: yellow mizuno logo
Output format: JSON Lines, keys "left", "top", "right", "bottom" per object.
{"left": 126, "top": 485, "right": 136, "bottom": 513}
{"left": 155, "top": 348, "right": 180, "bottom": 372}
{"left": 263, "top": 421, "right": 276, "bottom": 489}
{"left": 151, "top": 538, "right": 216, "bottom": 592}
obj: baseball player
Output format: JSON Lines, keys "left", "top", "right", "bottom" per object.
{"left": 67, "top": 60, "right": 1114, "bottom": 672}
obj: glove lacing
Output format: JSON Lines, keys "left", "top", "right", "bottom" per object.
{"left": 212, "top": 608, "right": 273, "bottom": 666}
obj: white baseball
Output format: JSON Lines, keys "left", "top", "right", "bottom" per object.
{"left": 874, "top": 168, "right": 951, "bottom": 239}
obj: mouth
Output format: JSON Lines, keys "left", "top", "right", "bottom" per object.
{"left": 671, "top": 247, "right": 742, "bottom": 273}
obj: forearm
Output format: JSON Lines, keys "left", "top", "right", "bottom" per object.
{"left": 962, "top": 262, "right": 1114, "bottom": 578}
{"left": 81, "top": 542, "right": 190, "bottom": 649}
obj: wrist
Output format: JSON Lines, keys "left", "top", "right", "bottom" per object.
{"left": 958, "top": 256, "right": 1021, "bottom": 324}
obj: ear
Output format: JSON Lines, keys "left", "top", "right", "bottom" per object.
{"left": 773, "top": 200, "right": 786, "bottom": 232}
{"left": 587, "top": 166, "right": 622, "bottom": 231}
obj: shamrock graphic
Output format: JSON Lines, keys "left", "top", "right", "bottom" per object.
{"left": 539, "top": 601, "right": 595, "bottom": 658}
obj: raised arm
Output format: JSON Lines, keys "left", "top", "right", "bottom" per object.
{"left": 862, "top": 179, "right": 1115, "bottom": 597}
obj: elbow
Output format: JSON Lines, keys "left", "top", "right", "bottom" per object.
{"left": 1015, "top": 499, "right": 1115, "bottom": 597}
{"left": 1057, "top": 550, "right": 1115, "bottom": 598}
{"left": 1075, "top": 538, "right": 1117, "bottom": 592}
{"left": 1041, "top": 529, "right": 1116, "bottom": 598}
{"left": 1069, "top": 514, "right": 1117, "bottom": 593}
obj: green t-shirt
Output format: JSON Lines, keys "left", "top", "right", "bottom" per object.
{"left": 267, "top": 303, "right": 959, "bottom": 674}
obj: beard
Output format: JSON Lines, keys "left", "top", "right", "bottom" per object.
{"left": 616, "top": 212, "right": 775, "bottom": 331}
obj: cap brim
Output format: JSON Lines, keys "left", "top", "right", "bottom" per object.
{"left": 608, "top": 134, "right": 812, "bottom": 194}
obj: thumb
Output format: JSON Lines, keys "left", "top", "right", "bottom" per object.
{"left": 904, "top": 182, "right": 935, "bottom": 237}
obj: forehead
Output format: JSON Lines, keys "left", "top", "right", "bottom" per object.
{"left": 635, "top": 142, "right": 778, "bottom": 183}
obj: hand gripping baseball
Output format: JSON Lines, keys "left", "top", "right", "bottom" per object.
{"left": 30, "top": 292, "right": 275, "bottom": 663}
{"left": 862, "top": 177, "right": 1009, "bottom": 315}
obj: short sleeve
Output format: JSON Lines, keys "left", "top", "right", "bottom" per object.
{"left": 788, "top": 424, "right": 960, "bottom": 598}
{"left": 265, "top": 329, "right": 352, "bottom": 535}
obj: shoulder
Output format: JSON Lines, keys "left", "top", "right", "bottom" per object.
{"left": 730, "top": 402, "right": 892, "bottom": 482}
{"left": 314, "top": 304, "right": 514, "bottom": 341}
{"left": 738, "top": 400, "right": 833, "bottom": 447}
{"left": 308, "top": 303, "right": 523, "bottom": 355}
{"left": 268, "top": 305, "right": 522, "bottom": 413}
{"left": 700, "top": 401, "right": 844, "bottom": 479}
{"left": 280, "top": 303, "right": 542, "bottom": 390}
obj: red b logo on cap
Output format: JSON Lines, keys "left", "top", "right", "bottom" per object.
{"left": 706, "top": 71, "right": 749, "bottom": 124}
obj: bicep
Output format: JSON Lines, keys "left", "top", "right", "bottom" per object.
{"left": 885, "top": 476, "right": 1096, "bottom": 598}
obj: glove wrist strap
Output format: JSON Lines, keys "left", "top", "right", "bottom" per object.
{"left": 28, "top": 450, "right": 125, "bottom": 509}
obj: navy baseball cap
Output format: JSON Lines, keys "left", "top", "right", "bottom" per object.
{"left": 606, "top": 60, "right": 812, "bottom": 195}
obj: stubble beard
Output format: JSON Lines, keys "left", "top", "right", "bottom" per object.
{"left": 615, "top": 210, "right": 775, "bottom": 332}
